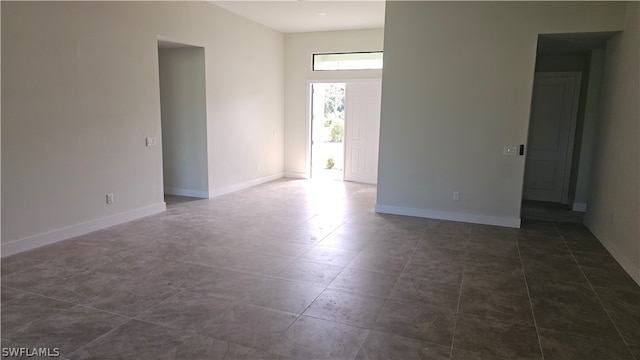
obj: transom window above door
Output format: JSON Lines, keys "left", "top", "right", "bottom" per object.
{"left": 313, "top": 52, "right": 383, "bottom": 71}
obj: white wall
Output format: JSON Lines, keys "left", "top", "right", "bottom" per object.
{"left": 585, "top": 2, "right": 640, "bottom": 282}
{"left": 159, "top": 46, "right": 209, "bottom": 198}
{"left": 284, "top": 29, "right": 384, "bottom": 177}
{"left": 1, "top": 2, "right": 284, "bottom": 254}
{"left": 573, "top": 50, "right": 605, "bottom": 211}
{"left": 377, "top": 1, "right": 627, "bottom": 227}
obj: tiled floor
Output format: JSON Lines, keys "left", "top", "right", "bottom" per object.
{"left": 2, "top": 178, "right": 639, "bottom": 360}
{"left": 521, "top": 200, "right": 584, "bottom": 223}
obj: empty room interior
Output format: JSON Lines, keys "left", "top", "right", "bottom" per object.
{"left": 1, "top": 1, "right": 639, "bottom": 359}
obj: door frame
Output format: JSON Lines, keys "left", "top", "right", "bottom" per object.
{"left": 305, "top": 78, "right": 382, "bottom": 179}
{"left": 524, "top": 71, "right": 582, "bottom": 204}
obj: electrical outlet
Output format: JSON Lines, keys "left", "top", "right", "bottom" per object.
{"left": 503, "top": 146, "right": 518, "bottom": 156}
{"left": 146, "top": 137, "right": 156, "bottom": 146}
{"left": 106, "top": 193, "right": 114, "bottom": 204}
{"left": 453, "top": 192, "right": 460, "bottom": 201}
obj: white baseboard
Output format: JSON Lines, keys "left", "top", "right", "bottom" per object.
{"left": 1, "top": 202, "right": 166, "bottom": 257}
{"left": 584, "top": 226, "right": 640, "bottom": 286}
{"left": 209, "top": 173, "right": 284, "bottom": 198}
{"left": 164, "top": 187, "right": 209, "bottom": 199}
{"left": 283, "top": 172, "right": 309, "bottom": 179}
{"left": 572, "top": 202, "right": 587, "bottom": 212}
{"left": 375, "top": 204, "right": 521, "bottom": 228}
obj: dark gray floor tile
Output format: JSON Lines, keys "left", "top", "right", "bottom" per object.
{"left": 629, "top": 343, "right": 640, "bottom": 360}
{"left": 403, "top": 261, "right": 464, "bottom": 285}
{"left": 563, "top": 237, "right": 610, "bottom": 254}
{"left": 1, "top": 287, "right": 26, "bottom": 303}
{"left": 521, "top": 252, "right": 585, "bottom": 283}
{"left": 201, "top": 303, "right": 298, "bottom": 350}
{"left": 517, "top": 233, "right": 568, "bottom": 251}
{"left": 412, "top": 246, "right": 467, "bottom": 266}
{"left": 464, "top": 253, "right": 523, "bottom": 276}
{"left": 463, "top": 270, "right": 528, "bottom": 296}
{"left": 1, "top": 255, "right": 41, "bottom": 276}
{"left": 361, "top": 238, "right": 418, "bottom": 258}
{"left": 181, "top": 246, "right": 293, "bottom": 276}
{"left": 246, "top": 278, "right": 324, "bottom": 314}
{"left": 356, "top": 331, "right": 451, "bottom": 360}
{"left": 420, "top": 234, "right": 469, "bottom": 251}
{"left": 581, "top": 264, "right": 640, "bottom": 291}
{"left": 37, "top": 270, "right": 123, "bottom": 304}
{"left": 470, "top": 224, "right": 516, "bottom": 241}
{"left": 451, "top": 348, "right": 508, "bottom": 359}
{"left": 69, "top": 319, "right": 189, "bottom": 360}
{"left": 517, "top": 220, "right": 560, "bottom": 237}
{"left": 4, "top": 181, "right": 636, "bottom": 359}
{"left": 453, "top": 314, "right": 542, "bottom": 359}
{"left": 526, "top": 277, "right": 601, "bottom": 308}
{"left": 426, "top": 220, "right": 471, "bottom": 236}
{"left": 466, "top": 235, "right": 519, "bottom": 259}
{"left": 1, "top": 293, "right": 76, "bottom": 339}
{"left": 11, "top": 305, "right": 128, "bottom": 356}
{"left": 347, "top": 252, "right": 409, "bottom": 276}
{"left": 174, "top": 334, "right": 289, "bottom": 360}
{"left": 573, "top": 252, "right": 629, "bottom": 272}
{"left": 538, "top": 329, "right": 634, "bottom": 360}
{"left": 303, "top": 288, "right": 385, "bottom": 328}
{"left": 329, "top": 268, "right": 398, "bottom": 297}
{"left": 275, "top": 259, "right": 344, "bottom": 286}
{"left": 317, "top": 231, "right": 373, "bottom": 251}
{"left": 608, "top": 312, "right": 640, "bottom": 346}
{"left": 384, "top": 216, "right": 430, "bottom": 233}
{"left": 191, "top": 269, "right": 267, "bottom": 300}
{"left": 136, "top": 291, "right": 238, "bottom": 332}
{"left": 81, "top": 277, "right": 180, "bottom": 317}
{"left": 389, "top": 275, "right": 460, "bottom": 312}
{"left": 226, "top": 237, "right": 313, "bottom": 259}
{"left": 268, "top": 316, "right": 369, "bottom": 360}
{"left": 299, "top": 245, "right": 359, "bottom": 266}
{"left": 140, "top": 261, "right": 222, "bottom": 290}
{"left": 594, "top": 286, "right": 640, "bottom": 316}
{"left": 1, "top": 263, "right": 83, "bottom": 294}
{"left": 532, "top": 299, "right": 621, "bottom": 341}
{"left": 373, "top": 299, "right": 456, "bottom": 346}
{"left": 458, "top": 287, "right": 533, "bottom": 325}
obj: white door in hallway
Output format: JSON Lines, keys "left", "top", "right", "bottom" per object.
{"left": 344, "top": 81, "right": 382, "bottom": 184}
{"left": 523, "top": 72, "right": 581, "bottom": 203}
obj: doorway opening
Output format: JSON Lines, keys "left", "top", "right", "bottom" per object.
{"left": 311, "top": 83, "right": 346, "bottom": 181}
{"left": 521, "top": 32, "right": 618, "bottom": 222}
{"left": 309, "top": 80, "right": 383, "bottom": 184}
{"left": 157, "top": 40, "right": 209, "bottom": 200}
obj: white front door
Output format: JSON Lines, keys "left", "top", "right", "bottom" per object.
{"left": 344, "top": 81, "right": 382, "bottom": 184}
{"left": 523, "top": 72, "right": 581, "bottom": 203}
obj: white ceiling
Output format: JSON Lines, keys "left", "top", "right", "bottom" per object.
{"left": 211, "top": 1, "right": 386, "bottom": 33}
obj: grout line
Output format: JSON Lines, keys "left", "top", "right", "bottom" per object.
{"left": 516, "top": 238, "right": 545, "bottom": 360}
{"left": 552, "top": 222, "right": 639, "bottom": 360}
{"left": 449, "top": 229, "right": 473, "bottom": 359}
{"left": 449, "top": 255, "right": 466, "bottom": 359}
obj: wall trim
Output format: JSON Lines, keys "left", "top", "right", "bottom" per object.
{"left": 572, "top": 202, "right": 587, "bottom": 212}
{"left": 375, "top": 204, "right": 521, "bottom": 228}
{"left": 164, "top": 187, "right": 209, "bottom": 199}
{"left": 1, "top": 202, "right": 167, "bottom": 257}
{"left": 209, "top": 173, "right": 284, "bottom": 198}
{"left": 283, "top": 172, "right": 309, "bottom": 179}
